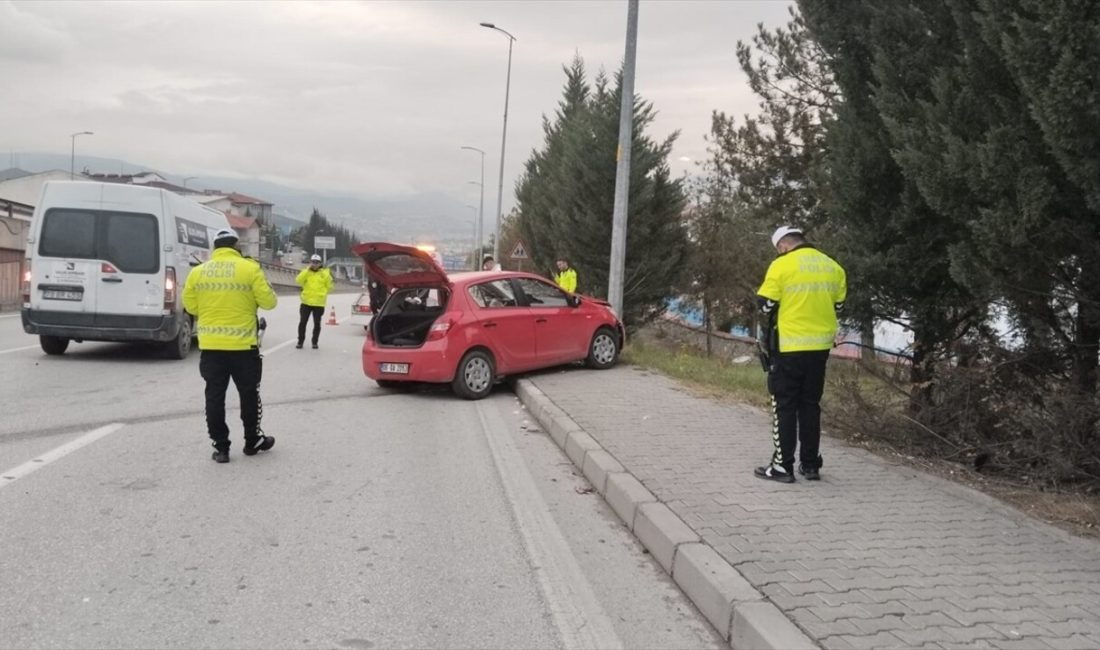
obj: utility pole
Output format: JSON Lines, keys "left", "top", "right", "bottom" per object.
{"left": 607, "top": 0, "right": 639, "bottom": 318}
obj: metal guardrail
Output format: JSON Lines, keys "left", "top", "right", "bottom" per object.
{"left": 256, "top": 260, "right": 360, "bottom": 292}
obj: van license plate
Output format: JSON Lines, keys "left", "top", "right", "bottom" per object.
{"left": 42, "top": 290, "right": 83, "bottom": 301}
{"left": 379, "top": 363, "right": 409, "bottom": 374}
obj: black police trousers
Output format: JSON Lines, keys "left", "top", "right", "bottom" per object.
{"left": 298, "top": 304, "right": 325, "bottom": 345}
{"left": 199, "top": 349, "right": 262, "bottom": 451}
{"left": 767, "top": 349, "right": 830, "bottom": 472}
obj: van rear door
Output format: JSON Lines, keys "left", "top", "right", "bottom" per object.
{"left": 93, "top": 210, "right": 162, "bottom": 318}
{"left": 33, "top": 209, "right": 99, "bottom": 317}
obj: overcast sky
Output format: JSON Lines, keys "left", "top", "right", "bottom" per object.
{"left": 1, "top": 0, "right": 794, "bottom": 213}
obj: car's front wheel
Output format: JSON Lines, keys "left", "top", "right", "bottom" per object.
{"left": 452, "top": 349, "right": 495, "bottom": 400}
{"left": 585, "top": 327, "right": 619, "bottom": 369}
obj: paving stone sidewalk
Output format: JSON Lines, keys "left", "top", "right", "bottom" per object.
{"left": 524, "top": 365, "right": 1100, "bottom": 650}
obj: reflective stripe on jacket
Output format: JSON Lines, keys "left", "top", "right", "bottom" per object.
{"left": 554, "top": 268, "right": 577, "bottom": 293}
{"left": 296, "top": 267, "right": 334, "bottom": 307}
{"left": 756, "top": 246, "right": 847, "bottom": 352}
{"left": 182, "top": 248, "right": 278, "bottom": 350}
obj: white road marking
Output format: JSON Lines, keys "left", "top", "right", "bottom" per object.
{"left": 0, "top": 344, "right": 40, "bottom": 355}
{"left": 0, "top": 313, "right": 21, "bottom": 319}
{"left": 263, "top": 338, "right": 299, "bottom": 354}
{"left": 0, "top": 423, "right": 125, "bottom": 487}
{"left": 476, "top": 400, "right": 624, "bottom": 650}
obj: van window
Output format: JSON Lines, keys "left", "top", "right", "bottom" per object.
{"left": 40, "top": 210, "right": 97, "bottom": 259}
{"left": 38, "top": 209, "right": 159, "bottom": 274}
{"left": 103, "top": 213, "right": 158, "bottom": 273}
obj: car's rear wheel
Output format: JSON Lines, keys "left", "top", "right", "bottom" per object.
{"left": 585, "top": 327, "right": 619, "bottom": 369}
{"left": 164, "top": 316, "right": 192, "bottom": 360}
{"left": 452, "top": 349, "right": 495, "bottom": 400}
{"left": 40, "top": 335, "right": 69, "bottom": 356}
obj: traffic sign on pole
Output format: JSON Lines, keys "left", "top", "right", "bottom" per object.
{"left": 509, "top": 240, "right": 529, "bottom": 260}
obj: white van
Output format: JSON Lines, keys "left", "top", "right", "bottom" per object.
{"left": 21, "top": 181, "right": 233, "bottom": 358}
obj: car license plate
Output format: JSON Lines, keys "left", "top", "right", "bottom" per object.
{"left": 42, "top": 289, "right": 83, "bottom": 301}
{"left": 379, "top": 362, "right": 409, "bottom": 374}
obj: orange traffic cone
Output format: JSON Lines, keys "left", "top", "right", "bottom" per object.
{"left": 325, "top": 306, "right": 337, "bottom": 325}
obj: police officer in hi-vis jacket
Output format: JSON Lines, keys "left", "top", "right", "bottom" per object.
{"left": 754, "top": 226, "right": 847, "bottom": 484}
{"left": 183, "top": 229, "right": 278, "bottom": 463}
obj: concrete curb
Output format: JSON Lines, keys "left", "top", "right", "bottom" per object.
{"left": 513, "top": 378, "right": 819, "bottom": 649}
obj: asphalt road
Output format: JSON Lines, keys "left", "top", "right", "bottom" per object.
{"left": 0, "top": 295, "right": 722, "bottom": 650}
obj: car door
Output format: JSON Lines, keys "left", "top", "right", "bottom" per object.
{"left": 466, "top": 279, "right": 537, "bottom": 372}
{"left": 513, "top": 277, "right": 588, "bottom": 364}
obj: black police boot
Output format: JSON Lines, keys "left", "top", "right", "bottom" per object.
{"left": 243, "top": 435, "right": 275, "bottom": 456}
{"left": 754, "top": 464, "right": 795, "bottom": 483}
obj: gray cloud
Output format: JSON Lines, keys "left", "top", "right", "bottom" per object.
{"left": 1, "top": 0, "right": 794, "bottom": 212}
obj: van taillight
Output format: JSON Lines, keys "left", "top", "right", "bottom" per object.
{"left": 427, "top": 319, "right": 454, "bottom": 341}
{"left": 21, "top": 261, "right": 31, "bottom": 305}
{"left": 164, "top": 267, "right": 177, "bottom": 314}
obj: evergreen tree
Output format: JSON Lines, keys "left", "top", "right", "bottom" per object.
{"left": 515, "top": 58, "right": 687, "bottom": 325}
{"left": 799, "top": 0, "right": 983, "bottom": 415}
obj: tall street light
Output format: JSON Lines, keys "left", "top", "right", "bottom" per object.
{"left": 460, "top": 145, "right": 485, "bottom": 257}
{"left": 70, "top": 131, "right": 93, "bottom": 180}
{"left": 465, "top": 205, "right": 478, "bottom": 270}
{"left": 480, "top": 22, "right": 516, "bottom": 262}
{"left": 183, "top": 176, "right": 198, "bottom": 190}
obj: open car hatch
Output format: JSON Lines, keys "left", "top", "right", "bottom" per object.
{"left": 352, "top": 242, "right": 449, "bottom": 289}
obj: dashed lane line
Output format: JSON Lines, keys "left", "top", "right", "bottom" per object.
{"left": 0, "top": 423, "right": 125, "bottom": 488}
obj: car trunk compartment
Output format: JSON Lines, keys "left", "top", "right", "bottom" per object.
{"left": 373, "top": 287, "right": 449, "bottom": 347}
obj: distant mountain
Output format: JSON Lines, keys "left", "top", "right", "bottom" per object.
{"left": 6, "top": 153, "right": 472, "bottom": 243}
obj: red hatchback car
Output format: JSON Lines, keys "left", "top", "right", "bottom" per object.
{"left": 353, "top": 242, "right": 625, "bottom": 399}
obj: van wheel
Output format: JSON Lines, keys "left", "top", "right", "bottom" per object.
{"left": 40, "top": 336, "right": 69, "bottom": 356}
{"left": 585, "top": 327, "right": 619, "bottom": 369}
{"left": 165, "top": 317, "right": 192, "bottom": 360}
{"left": 452, "top": 350, "right": 494, "bottom": 400}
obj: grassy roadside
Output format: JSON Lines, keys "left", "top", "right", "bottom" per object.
{"left": 622, "top": 332, "right": 1100, "bottom": 538}
{"left": 622, "top": 339, "right": 771, "bottom": 409}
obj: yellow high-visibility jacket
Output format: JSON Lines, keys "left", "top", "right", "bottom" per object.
{"left": 757, "top": 246, "right": 847, "bottom": 352}
{"left": 554, "top": 267, "right": 577, "bottom": 293}
{"left": 182, "top": 248, "right": 278, "bottom": 350}
{"left": 296, "top": 267, "right": 334, "bottom": 307}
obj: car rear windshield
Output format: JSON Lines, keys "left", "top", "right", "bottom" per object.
{"left": 374, "top": 252, "right": 438, "bottom": 282}
{"left": 39, "top": 209, "right": 159, "bottom": 273}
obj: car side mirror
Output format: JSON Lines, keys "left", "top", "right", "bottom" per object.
{"left": 567, "top": 295, "right": 581, "bottom": 308}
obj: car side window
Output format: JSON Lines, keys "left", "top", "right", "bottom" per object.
{"left": 468, "top": 280, "right": 517, "bottom": 309}
{"left": 516, "top": 278, "right": 569, "bottom": 308}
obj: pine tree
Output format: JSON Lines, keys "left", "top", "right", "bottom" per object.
{"left": 515, "top": 58, "right": 688, "bottom": 325}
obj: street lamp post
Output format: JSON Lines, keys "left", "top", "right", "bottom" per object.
{"left": 479, "top": 22, "right": 516, "bottom": 262}
{"left": 465, "top": 205, "right": 478, "bottom": 270}
{"left": 183, "top": 176, "right": 198, "bottom": 190}
{"left": 70, "top": 131, "right": 93, "bottom": 180}
{"left": 460, "top": 146, "right": 485, "bottom": 258}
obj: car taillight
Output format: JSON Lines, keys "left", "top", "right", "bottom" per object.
{"left": 21, "top": 260, "right": 31, "bottom": 305}
{"left": 427, "top": 319, "right": 454, "bottom": 341}
{"left": 163, "top": 267, "right": 177, "bottom": 314}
